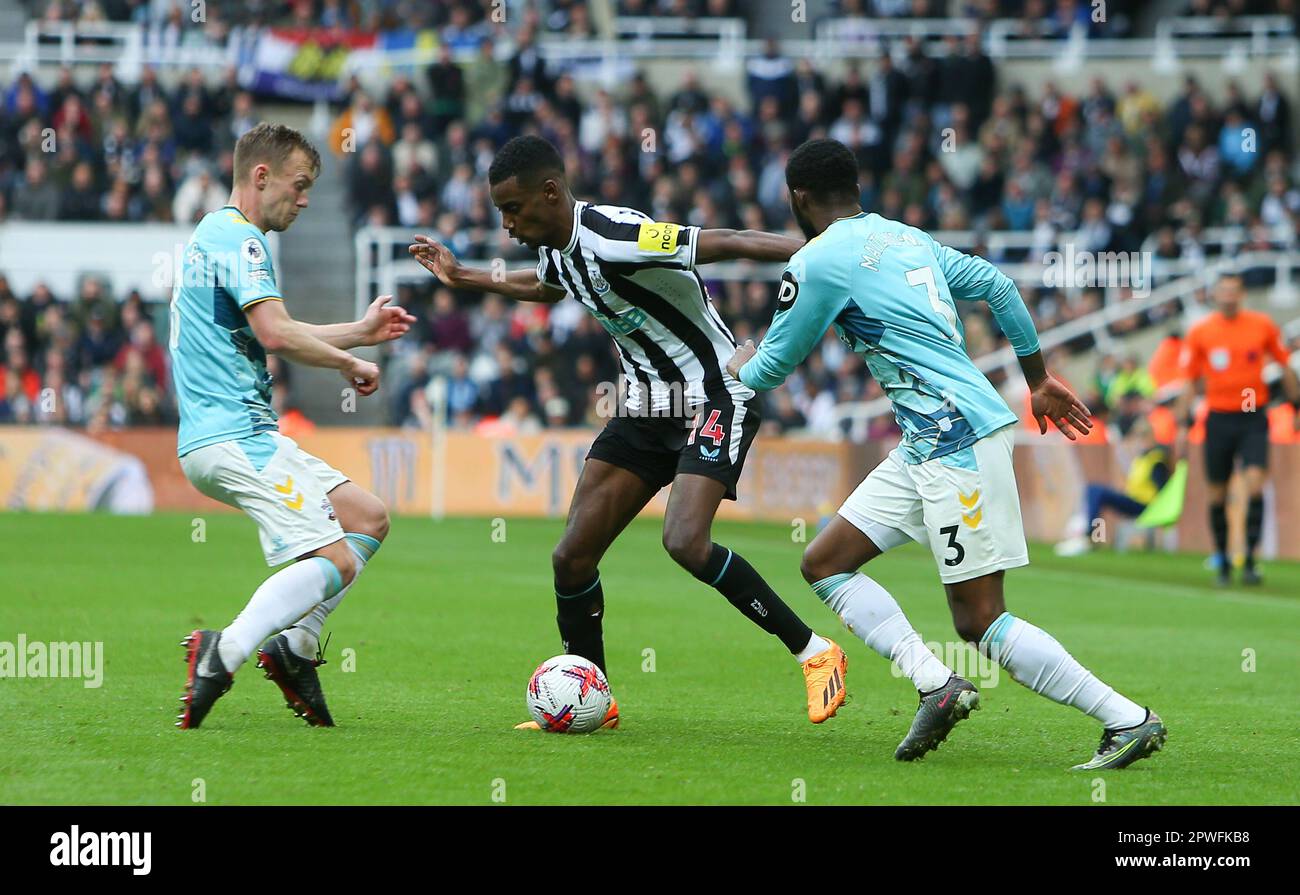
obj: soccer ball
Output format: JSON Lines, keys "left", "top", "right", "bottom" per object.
{"left": 525, "top": 655, "right": 612, "bottom": 733}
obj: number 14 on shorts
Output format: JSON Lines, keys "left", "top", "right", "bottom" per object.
{"left": 688, "top": 409, "right": 727, "bottom": 446}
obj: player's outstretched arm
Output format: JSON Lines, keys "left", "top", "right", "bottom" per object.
{"left": 923, "top": 234, "right": 1090, "bottom": 440}
{"left": 246, "top": 299, "right": 381, "bottom": 396}
{"left": 302, "top": 295, "right": 417, "bottom": 350}
{"left": 694, "top": 229, "right": 804, "bottom": 265}
{"left": 408, "top": 235, "right": 564, "bottom": 303}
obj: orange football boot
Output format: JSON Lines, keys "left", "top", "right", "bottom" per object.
{"left": 802, "top": 640, "right": 847, "bottom": 723}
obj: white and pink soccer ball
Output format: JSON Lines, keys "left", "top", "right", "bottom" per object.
{"left": 525, "top": 655, "right": 612, "bottom": 733}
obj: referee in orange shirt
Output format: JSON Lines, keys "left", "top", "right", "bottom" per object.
{"left": 1175, "top": 273, "right": 1300, "bottom": 585}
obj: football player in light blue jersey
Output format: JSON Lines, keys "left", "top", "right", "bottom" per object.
{"left": 727, "top": 139, "right": 1165, "bottom": 770}
{"left": 171, "top": 123, "right": 414, "bottom": 729}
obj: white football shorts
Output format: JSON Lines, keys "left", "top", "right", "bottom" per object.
{"left": 180, "top": 431, "right": 348, "bottom": 566}
{"left": 837, "top": 424, "right": 1029, "bottom": 584}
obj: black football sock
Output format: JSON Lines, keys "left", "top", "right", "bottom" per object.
{"left": 1245, "top": 496, "right": 1265, "bottom": 567}
{"left": 695, "top": 543, "right": 813, "bottom": 654}
{"left": 555, "top": 574, "right": 606, "bottom": 674}
{"left": 1209, "top": 502, "right": 1229, "bottom": 560}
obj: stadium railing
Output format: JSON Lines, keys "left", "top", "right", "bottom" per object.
{"left": 830, "top": 251, "right": 1300, "bottom": 440}
{"left": 10, "top": 20, "right": 241, "bottom": 69}
{"left": 7, "top": 15, "right": 1296, "bottom": 85}
{"left": 1154, "top": 15, "right": 1296, "bottom": 43}
{"left": 612, "top": 16, "right": 747, "bottom": 45}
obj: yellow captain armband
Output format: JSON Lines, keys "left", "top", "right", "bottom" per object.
{"left": 637, "top": 221, "right": 681, "bottom": 254}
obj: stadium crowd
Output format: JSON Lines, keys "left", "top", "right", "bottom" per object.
{"left": 328, "top": 12, "right": 1297, "bottom": 435}
{"left": 2, "top": 2, "right": 1298, "bottom": 439}
{"left": 0, "top": 53, "right": 261, "bottom": 426}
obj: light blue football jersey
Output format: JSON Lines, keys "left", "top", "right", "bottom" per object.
{"left": 170, "top": 205, "right": 282, "bottom": 457}
{"left": 738, "top": 212, "right": 1040, "bottom": 464}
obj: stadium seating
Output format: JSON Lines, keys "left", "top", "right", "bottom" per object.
{"left": 2, "top": 0, "right": 1297, "bottom": 443}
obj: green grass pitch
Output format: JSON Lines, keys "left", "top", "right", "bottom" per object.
{"left": 1, "top": 512, "right": 1297, "bottom": 805}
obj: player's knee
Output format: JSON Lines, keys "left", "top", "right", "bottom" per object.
{"left": 952, "top": 607, "right": 998, "bottom": 646}
{"left": 351, "top": 492, "right": 389, "bottom": 542}
{"left": 662, "top": 529, "right": 710, "bottom": 575}
{"left": 799, "top": 537, "right": 861, "bottom": 585}
{"left": 953, "top": 618, "right": 984, "bottom": 646}
{"left": 315, "top": 542, "right": 357, "bottom": 587}
{"left": 800, "top": 547, "right": 835, "bottom": 585}
{"left": 1243, "top": 469, "right": 1267, "bottom": 496}
{"left": 335, "top": 552, "right": 358, "bottom": 587}
{"left": 369, "top": 501, "right": 391, "bottom": 543}
{"left": 551, "top": 543, "right": 594, "bottom": 585}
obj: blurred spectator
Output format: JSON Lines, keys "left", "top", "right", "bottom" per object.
{"left": 14, "top": 158, "right": 61, "bottom": 220}
{"left": 172, "top": 168, "right": 226, "bottom": 224}
{"left": 60, "top": 161, "right": 101, "bottom": 221}
{"left": 330, "top": 92, "right": 395, "bottom": 156}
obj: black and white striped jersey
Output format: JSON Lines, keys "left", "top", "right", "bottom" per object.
{"left": 536, "top": 201, "right": 755, "bottom": 415}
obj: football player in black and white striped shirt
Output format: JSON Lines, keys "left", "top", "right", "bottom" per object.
{"left": 411, "top": 136, "right": 847, "bottom": 729}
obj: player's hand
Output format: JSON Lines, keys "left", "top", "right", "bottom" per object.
{"left": 360, "top": 294, "right": 416, "bottom": 346}
{"left": 343, "top": 356, "right": 380, "bottom": 397}
{"left": 408, "top": 235, "right": 464, "bottom": 288}
{"left": 1030, "top": 373, "right": 1092, "bottom": 441}
{"left": 726, "top": 339, "right": 757, "bottom": 380}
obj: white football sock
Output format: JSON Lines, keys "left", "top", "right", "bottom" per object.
{"left": 283, "top": 533, "right": 381, "bottom": 659}
{"left": 980, "top": 612, "right": 1147, "bottom": 729}
{"left": 812, "top": 572, "right": 952, "bottom": 693}
{"left": 219, "top": 556, "right": 345, "bottom": 673}
{"left": 794, "top": 633, "right": 832, "bottom": 663}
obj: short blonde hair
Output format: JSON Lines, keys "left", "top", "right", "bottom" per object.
{"left": 233, "top": 122, "right": 321, "bottom": 184}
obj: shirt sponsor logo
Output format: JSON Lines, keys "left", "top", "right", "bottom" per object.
{"left": 595, "top": 308, "right": 647, "bottom": 336}
{"left": 776, "top": 271, "right": 799, "bottom": 312}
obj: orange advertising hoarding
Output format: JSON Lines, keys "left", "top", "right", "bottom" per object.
{"left": 2, "top": 426, "right": 1297, "bottom": 559}
{"left": 432, "top": 431, "right": 860, "bottom": 521}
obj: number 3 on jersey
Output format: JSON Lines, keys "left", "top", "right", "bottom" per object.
{"left": 688, "top": 409, "right": 727, "bottom": 446}
{"left": 906, "top": 266, "right": 961, "bottom": 346}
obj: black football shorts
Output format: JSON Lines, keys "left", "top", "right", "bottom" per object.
{"left": 586, "top": 397, "right": 761, "bottom": 500}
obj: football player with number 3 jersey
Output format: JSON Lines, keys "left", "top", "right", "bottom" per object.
{"left": 728, "top": 139, "right": 1166, "bottom": 769}
{"left": 411, "top": 136, "right": 848, "bottom": 731}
